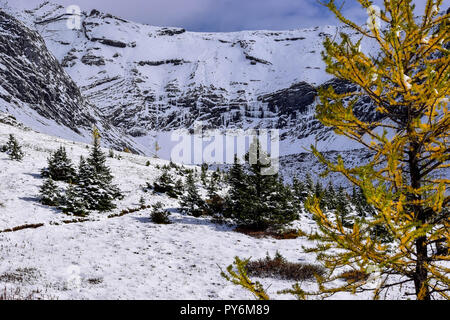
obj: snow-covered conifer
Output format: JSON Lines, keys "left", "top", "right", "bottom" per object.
{"left": 5, "top": 134, "right": 24, "bottom": 161}
{"left": 41, "top": 146, "right": 76, "bottom": 182}
{"left": 39, "top": 178, "right": 60, "bottom": 206}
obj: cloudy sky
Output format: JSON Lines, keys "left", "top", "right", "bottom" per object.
{"left": 7, "top": 0, "right": 435, "bottom": 32}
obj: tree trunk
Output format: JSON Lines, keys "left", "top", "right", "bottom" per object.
{"left": 414, "top": 236, "right": 430, "bottom": 300}
{"left": 408, "top": 141, "right": 430, "bottom": 300}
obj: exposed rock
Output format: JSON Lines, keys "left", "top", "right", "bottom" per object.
{"left": 138, "top": 59, "right": 189, "bottom": 67}
{"left": 259, "top": 82, "right": 316, "bottom": 116}
{"left": 0, "top": 112, "right": 29, "bottom": 130}
{"left": 61, "top": 49, "right": 78, "bottom": 67}
{"left": 0, "top": 10, "right": 94, "bottom": 132}
{"left": 0, "top": 9, "right": 141, "bottom": 153}
{"left": 274, "top": 37, "right": 306, "bottom": 42}
{"left": 81, "top": 54, "right": 105, "bottom": 66}
{"left": 157, "top": 27, "right": 186, "bottom": 36}
{"left": 93, "top": 38, "right": 127, "bottom": 48}
{"left": 244, "top": 53, "right": 272, "bottom": 65}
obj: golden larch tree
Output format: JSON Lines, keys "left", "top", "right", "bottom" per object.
{"left": 222, "top": 0, "right": 449, "bottom": 300}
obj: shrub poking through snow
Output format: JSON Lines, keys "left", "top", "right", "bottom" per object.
{"left": 338, "top": 270, "right": 370, "bottom": 284}
{"left": 204, "top": 173, "right": 226, "bottom": 217}
{"left": 41, "top": 146, "right": 76, "bottom": 182}
{"left": 200, "top": 163, "right": 208, "bottom": 186}
{"left": 150, "top": 202, "right": 171, "bottom": 224}
{"left": 245, "top": 251, "right": 325, "bottom": 281}
{"left": 139, "top": 196, "right": 146, "bottom": 207}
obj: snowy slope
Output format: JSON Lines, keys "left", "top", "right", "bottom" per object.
{"left": 0, "top": 114, "right": 415, "bottom": 300}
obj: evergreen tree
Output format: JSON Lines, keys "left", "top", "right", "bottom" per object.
{"left": 39, "top": 178, "right": 60, "bottom": 206}
{"left": 200, "top": 163, "right": 208, "bottom": 186}
{"left": 213, "top": 168, "right": 222, "bottom": 184}
{"left": 205, "top": 174, "right": 225, "bottom": 216}
{"left": 262, "top": 177, "right": 298, "bottom": 229}
{"left": 88, "top": 128, "right": 112, "bottom": 179}
{"left": 224, "top": 155, "right": 249, "bottom": 219}
{"left": 314, "top": 181, "right": 326, "bottom": 210}
{"left": 174, "top": 178, "right": 184, "bottom": 195}
{"left": 5, "top": 134, "right": 24, "bottom": 161}
{"left": 153, "top": 168, "right": 182, "bottom": 198}
{"left": 351, "top": 186, "right": 375, "bottom": 217}
{"left": 335, "top": 186, "right": 351, "bottom": 227}
{"left": 180, "top": 172, "right": 205, "bottom": 217}
{"left": 206, "top": 175, "right": 218, "bottom": 199}
{"left": 230, "top": 139, "right": 298, "bottom": 230}
{"left": 324, "top": 183, "right": 337, "bottom": 211}
{"left": 59, "top": 184, "right": 89, "bottom": 216}
{"left": 150, "top": 202, "right": 171, "bottom": 224}
{"left": 59, "top": 184, "right": 88, "bottom": 216}
{"left": 75, "top": 128, "right": 123, "bottom": 212}
{"left": 74, "top": 156, "right": 96, "bottom": 208}
{"left": 305, "top": 173, "right": 314, "bottom": 194}
{"left": 41, "top": 146, "right": 76, "bottom": 182}
{"left": 292, "top": 176, "right": 307, "bottom": 204}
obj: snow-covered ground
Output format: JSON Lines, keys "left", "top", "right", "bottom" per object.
{"left": 0, "top": 119, "right": 412, "bottom": 300}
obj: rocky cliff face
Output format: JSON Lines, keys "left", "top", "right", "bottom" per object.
{"left": 0, "top": 10, "right": 94, "bottom": 133}
{"left": 0, "top": 1, "right": 384, "bottom": 158}
{"left": 0, "top": 8, "right": 142, "bottom": 152}
{"left": 9, "top": 1, "right": 381, "bottom": 155}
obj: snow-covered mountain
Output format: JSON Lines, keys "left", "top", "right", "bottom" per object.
{"left": 0, "top": 1, "right": 379, "bottom": 159}
{"left": 0, "top": 7, "right": 143, "bottom": 153}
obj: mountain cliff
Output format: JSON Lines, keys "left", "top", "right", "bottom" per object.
{"left": 0, "top": 7, "right": 143, "bottom": 152}
{"left": 1, "top": 1, "right": 381, "bottom": 159}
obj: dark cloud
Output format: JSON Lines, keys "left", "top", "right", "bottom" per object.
{"left": 8, "top": 0, "right": 439, "bottom": 32}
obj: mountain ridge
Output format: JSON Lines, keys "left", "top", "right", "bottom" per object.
{"left": 1, "top": 1, "right": 378, "bottom": 160}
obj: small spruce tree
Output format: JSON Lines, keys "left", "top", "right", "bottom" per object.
{"left": 5, "top": 134, "right": 24, "bottom": 161}
{"left": 41, "top": 146, "right": 76, "bottom": 182}
{"left": 76, "top": 128, "right": 123, "bottom": 212}
{"left": 39, "top": 178, "right": 60, "bottom": 206}
{"left": 229, "top": 139, "right": 298, "bottom": 230}
{"left": 200, "top": 163, "right": 208, "bottom": 186}
{"left": 180, "top": 172, "right": 205, "bottom": 217}
{"left": 153, "top": 168, "right": 182, "bottom": 198}
{"left": 224, "top": 155, "right": 249, "bottom": 219}
{"left": 150, "top": 202, "right": 171, "bottom": 224}
{"left": 59, "top": 184, "right": 88, "bottom": 216}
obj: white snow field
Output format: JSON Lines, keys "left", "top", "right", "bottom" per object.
{"left": 0, "top": 119, "right": 412, "bottom": 300}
